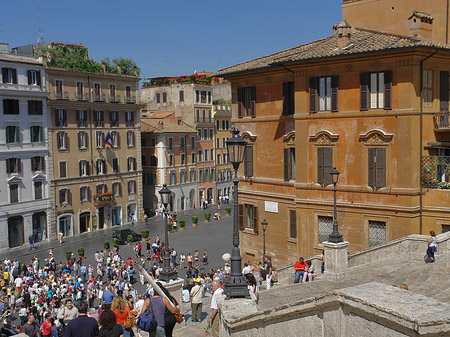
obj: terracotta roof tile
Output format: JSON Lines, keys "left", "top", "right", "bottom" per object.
{"left": 141, "top": 118, "right": 197, "bottom": 134}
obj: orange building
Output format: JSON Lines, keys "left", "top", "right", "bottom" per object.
{"left": 219, "top": 4, "right": 450, "bottom": 267}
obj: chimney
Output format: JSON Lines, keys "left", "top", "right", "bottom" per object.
{"left": 158, "top": 120, "right": 164, "bottom": 129}
{"left": 333, "top": 20, "right": 352, "bottom": 49}
{"left": 408, "top": 10, "right": 433, "bottom": 41}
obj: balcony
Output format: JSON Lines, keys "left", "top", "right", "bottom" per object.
{"left": 422, "top": 156, "right": 450, "bottom": 189}
{"left": 93, "top": 192, "right": 115, "bottom": 206}
{"left": 433, "top": 112, "right": 450, "bottom": 130}
{"left": 93, "top": 94, "right": 106, "bottom": 102}
{"left": 125, "top": 95, "right": 136, "bottom": 104}
{"left": 75, "top": 93, "right": 89, "bottom": 101}
{"left": 109, "top": 95, "right": 121, "bottom": 103}
{"left": 55, "top": 91, "right": 69, "bottom": 100}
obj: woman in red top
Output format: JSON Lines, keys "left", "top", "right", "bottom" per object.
{"left": 111, "top": 296, "right": 132, "bottom": 337}
{"left": 40, "top": 312, "right": 52, "bottom": 337}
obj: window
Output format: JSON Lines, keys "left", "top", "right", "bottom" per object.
{"left": 208, "top": 91, "right": 212, "bottom": 104}
{"left": 442, "top": 225, "right": 450, "bottom": 233}
{"left": 309, "top": 76, "right": 338, "bottom": 113}
{"left": 59, "top": 189, "right": 69, "bottom": 205}
{"left": 283, "top": 82, "right": 295, "bottom": 115}
{"left": 222, "top": 138, "right": 226, "bottom": 148}
{"left": 94, "top": 110, "right": 104, "bottom": 127}
{"left": 369, "top": 220, "right": 386, "bottom": 247}
{"left": 2, "top": 67, "right": 17, "bottom": 84}
{"left": 126, "top": 111, "right": 134, "bottom": 127}
{"left": 225, "top": 120, "right": 230, "bottom": 130}
{"left": 238, "top": 86, "right": 256, "bottom": 117}
{"left": 80, "top": 186, "right": 89, "bottom": 202}
{"left": 79, "top": 160, "right": 89, "bottom": 176}
{"left": 203, "top": 129, "right": 208, "bottom": 140}
{"left": 169, "top": 171, "right": 177, "bottom": 185}
{"left": 317, "top": 148, "right": 332, "bottom": 186}
{"left": 128, "top": 180, "right": 136, "bottom": 194}
{"left": 156, "top": 93, "right": 160, "bottom": 103}
{"left": 142, "top": 155, "right": 147, "bottom": 166}
{"left": 151, "top": 155, "right": 157, "bottom": 167}
{"left": 202, "top": 110, "right": 206, "bottom": 123}
{"left": 76, "top": 110, "right": 87, "bottom": 127}
{"left": 109, "top": 111, "right": 118, "bottom": 127}
{"left": 205, "top": 168, "right": 210, "bottom": 181}
{"left": 6, "top": 126, "right": 20, "bottom": 144}
{"left": 191, "top": 136, "right": 195, "bottom": 149}
{"left": 30, "top": 126, "right": 43, "bottom": 143}
{"left": 423, "top": 69, "right": 433, "bottom": 108}
{"left": 318, "top": 216, "right": 333, "bottom": 243}
{"left": 6, "top": 158, "right": 21, "bottom": 174}
{"left": 109, "top": 84, "right": 116, "bottom": 97}
{"left": 96, "top": 131, "right": 104, "bottom": 149}
{"left": 216, "top": 138, "right": 220, "bottom": 149}
{"left": 180, "top": 137, "right": 185, "bottom": 150}
{"left": 216, "top": 120, "right": 220, "bottom": 130}
{"left": 31, "top": 156, "right": 45, "bottom": 171}
{"left": 54, "top": 109, "right": 67, "bottom": 127}
{"left": 181, "top": 153, "right": 186, "bottom": 165}
{"left": 205, "top": 150, "right": 208, "bottom": 162}
{"left": 162, "top": 92, "right": 167, "bottom": 103}
{"left": 180, "top": 169, "right": 186, "bottom": 184}
{"left": 127, "top": 131, "right": 135, "bottom": 147}
{"left": 217, "top": 169, "right": 222, "bottom": 181}
{"left": 96, "top": 159, "right": 106, "bottom": 175}
{"left": 290, "top": 210, "right": 297, "bottom": 238}
{"left": 113, "top": 182, "right": 121, "bottom": 196}
{"left": 211, "top": 167, "right": 215, "bottom": 180}
{"left": 360, "top": 71, "right": 392, "bottom": 110}
{"left": 151, "top": 138, "right": 156, "bottom": 147}
{"left": 223, "top": 153, "right": 228, "bottom": 164}
{"left": 94, "top": 83, "right": 102, "bottom": 100}
{"left": 57, "top": 132, "right": 68, "bottom": 150}
{"left": 34, "top": 181, "right": 43, "bottom": 200}
{"left": 217, "top": 154, "right": 221, "bottom": 165}
{"left": 199, "top": 169, "right": 204, "bottom": 182}
{"left": 196, "top": 109, "right": 200, "bottom": 123}
{"left": 244, "top": 146, "right": 253, "bottom": 178}
{"left": 10, "top": 184, "right": 19, "bottom": 203}
{"left": 196, "top": 90, "right": 200, "bottom": 103}
{"left": 168, "top": 137, "right": 173, "bottom": 150}
{"left": 198, "top": 150, "right": 203, "bottom": 162}
{"left": 76, "top": 82, "right": 84, "bottom": 100}
{"left": 59, "top": 161, "right": 67, "bottom": 178}
{"left": 169, "top": 154, "right": 175, "bottom": 166}
{"left": 210, "top": 149, "right": 214, "bottom": 161}
{"left": 208, "top": 110, "right": 212, "bottom": 122}
{"left": 96, "top": 184, "right": 107, "bottom": 194}
{"left": 368, "top": 148, "right": 386, "bottom": 189}
{"left": 284, "top": 148, "right": 296, "bottom": 180}
{"left": 238, "top": 204, "right": 258, "bottom": 232}
{"left": 191, "top": 153, "right": 196, "bottom": 164}
{"left": 127, "top": 157, "right": 136, "bottom": 171}
{"left": 27, "top": 70, "right": 41, "bottom": 85}
{"left": 198, "top": 129, "right": 202, "bottom": 140}
{"left": 111, "top": 131, "right": 120, "bottom": 148}
{"left": 440, "top": 71, "right": 449, "bottom": 112}
{"left": 3, "top": 99, "right": 19, "bottom": 114}
{"left": 28, "top": 100, "right": 43, "bottom": 115}
{"left": 209, "top": 128, "right": 213, "bottom": 140}
{"left": 113, "top": 158, "right": 119, "bottom": 173}
{"left": 201, "top": 91, "right": 207, "bottom": 103}
{"left": 55, "top": 80, "right": 63, "bottom": 95}
{"left": 179, "top": 90, "right": 184, "bottom": 102}
{"left": 190, "top": 168, "right": 196, "bottom": 182}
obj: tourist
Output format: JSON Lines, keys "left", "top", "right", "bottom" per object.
{"left": 265, "top": 256, "right": 273, "bottom": 290}
{"left": 202, "top": 249, "right": 208, "bottom": 265}
{"left": 208, "top": 280, "right": 223, "bottom": 337}
{"left": 102, "top": 285, "right": 117, "bottom": 309}
{"left": 426, "top": 230, "right": 437, "bottom": 263}
{"left": 21, "top": 314, "right": 39, "bottom": 337}
{"left": 302, "top": 260, "right": 317, "bottom": 282}
{"left": 111, "top": 296, "right": 133, "bottom": 337}
{"left": 294, "top": 257, "right": 306, "bottom": 284}
{"left": 245, "top": 273, "right": 259, "bottom": 304}
{"left": 99, "top": 308, "right": 123, "bottom": 337}
{"left": 190, "top": 278, "right": 203, "bottom": 324}
{"left": 40, "top": 312, "right": 53, "bottom": 337}
{"left": 179, "top": 253, "right": 186, "bottom": 270}
{"left": 321, "top": 250, "right": 325, "bottom": 274}
{"left": 64, "top": 301, "right": 99, "bottom": 337}
{"left": 28, "top": 235, "right": 35, "bottom": 250}
{"left": 158, "top": 282, "right": 181, "bottom": 337}
{"left": 57, "top": 298, "right": 78, "bottom": 326}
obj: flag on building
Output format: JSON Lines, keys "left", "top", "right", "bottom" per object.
{"left": 104, "top": 132, "right": 113, "bottom": 147}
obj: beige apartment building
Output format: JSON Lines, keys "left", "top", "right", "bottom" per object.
{"left": 214, "top": 104, "right": 233, "bottom": 200}
{"left": 47, "top": 62, "right": 142, "bottom": 238}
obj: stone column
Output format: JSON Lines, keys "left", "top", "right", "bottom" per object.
{"left": 323, "top": 241, "right": 349, "bottom": 282}
{"left": 159, "top": 278, "right": 184, "bottom": 307}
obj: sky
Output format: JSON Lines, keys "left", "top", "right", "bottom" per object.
{"left": 0, "top": 0, "right": 342, "bottom": 80}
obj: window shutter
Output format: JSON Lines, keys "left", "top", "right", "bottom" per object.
{"left": 68, "top": 190, "right": 72, "bottom": 205}
{"left": 87, "top": 187, "right": 91, "bottom": 201}
{"left": 134, "top": 158, "right": 137, "bottom": 171}
{"left": 250, "top": 86, "right": 256, "bottom": 117}
{"left": 331, "top": 75, "right": 339, "bottom": 112}
{"left": 309, "top": 77, "right": 318, "bottom": 113}
{"left": 86, "top": 161, "right": 90, "bottom": 175}
{"left": 100, "top": 111, "right": 104, "bottom": 126}
{"left": 440, "top": 71, "right": 449, "bottom": 112}
{"left": 41, "top": 157, "right": 45, "bottom": 171}
{"left": 54, "top": 109, "right": 59, "bottom": 126}
{"left": 27, "top": 71, "right": 32, "bottom": 85}
{"left": 109, "top": 111, "right": 113, "bottom": 126}
{"left": 376, "top": 148, "right": 386, "bottom": 189}
{"left": 59, "top": 190, "right": 63, "bottom": 204}
{"left": 360, "top": 72, "right": 369, "bottom": 111}
{"left": 63, "top": 110, "right": 67, "bottom": 126}
{"left": 79, "top": 161, "right": 82, "bottom": 176}
{"left": 253, "top": 207, "right": 258, "bottom": 234}
{"left": 238, "top": 204, "right": 244, "bottom": 230}
{"left": 283, "top": 82, "right": 289, "bottom": 115}
{"left": 384, "top": 71, "right": 392, "bottom": 110}
{"left": 244, "top": 146, "right": 253, "bottom": 177}
{"left": 1, "top": 68, "right": 7, "bottom": 83}
{"left": 6, "top": 159, "right": 10, "bottom": 174}
{"left": 290, "top": 210, "right": 297, "bottom": 238}
{"left": 103, "top": 160, "right": 107, "bottom": 174}
{"left": 76, "top": 110, "right": 80, "bottom": 126}
{"left": 78, "top": 133, "right": 81, "bottom": 148}
{"left": 324, "top": 148, "right": 333, "bottom": 186}
{"left": 37, "top": 71, "right": 41, "bottom": 86}
{"left": 64, "top": 133, "right": 69, "bottom": 149}
{"left": 12, "top": 69, "right": 17, "bottom": 84}
{"left": 317, "top": 148, "right": 324, "bottom": 185}
{"left": 131, "top": 112, "right": 135, "bottom": 126}
{"left": 284, "top": 148, "right": 290, "bottom": 181}
{"left": 368, "top": 148, "right": 375, "bottom": 188}
{"left": 31, "top": 157, "right": 35, "bottom": 171}
{"left": 237, "top": 88, "right": 244, "bottom": 117}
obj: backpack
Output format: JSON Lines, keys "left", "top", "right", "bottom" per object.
{"left": 137, "top": 297, "right": 158, "bottom": 336}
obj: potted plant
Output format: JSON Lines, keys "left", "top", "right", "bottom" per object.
{"left": 204, "top": 212, "right": 211, "bottom": 223}
{"left": 141, "top": 229, "right": 150, "bottom": 241}
{"left": 192, "top": 216, "right": 199, "bottom": 227}
{"left": 77, "top": 247, "right": 85, "bottom": 257}
{"left": 179, "top": 219, "right": 186, "bottom": 230}
{"left": 103, "top": 240, "right": 110, "bottom": 251}
{"left": 113, "top": 238, "right": 119, "bottom": 247}
{"left": 127, "top": 234, "right": 133, "bottom": 245}
{"left": 66, "top": 251, "right": 72, "bottom": 262}
{"left": 167, "top": 222, "right": 173, "bottom": 233}
{"left": 225, "top": 207, "right": 232, "bottom": 216}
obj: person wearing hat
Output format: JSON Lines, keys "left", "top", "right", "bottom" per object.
{"left": 189, "top": 278, "right": 203, "bottom": 324}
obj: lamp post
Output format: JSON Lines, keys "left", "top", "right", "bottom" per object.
{"left": 261, "top": 219, "right": 268, "bottom": 261}
{"left": 224, "top": 129, "right": 250, "bottom": 299}
{"left": 328, "top": 167, "right": 343, "bottom": 243}
{"left": 158, "top": 184, "right": 177, "bottom": 282}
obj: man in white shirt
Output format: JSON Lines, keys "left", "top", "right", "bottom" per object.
{"left": 242, "top": 262, "right": 251, "bottom": 275}
{"left": 208, "top": 280, "right": 223, "bottom": 337}
{"left": 135, "top": 294, "right": 145, "bottom": 313}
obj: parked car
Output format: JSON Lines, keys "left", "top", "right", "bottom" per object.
{"left": 113, "top": 229, "right": 142, "bottom": 245}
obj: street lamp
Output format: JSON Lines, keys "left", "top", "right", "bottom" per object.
{"left": 158, "top": 184, "right": 177, "bottom": 282}
{"left": 328, "top": 167, "right": 343, "bottom": 243}
{"left": 224, "top": 129, "right": 250, "bottom": 299}
{"left": 261, "top": 219, "right": 268, "bottom": 261}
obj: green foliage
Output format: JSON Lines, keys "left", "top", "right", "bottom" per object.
{"left": 113, "top": 238, "right": 119, "bottom": 246}
{"left": 205, "top": 213, "right": 211, "bottom": 220}
{"left": 103, "top": 241, "right": 110, "bottom": 250}
{"left": 167, "top": 223, "right": 173, "bottom": 231}
{"left": 141, "top": 229, "right": 150, "bottom": 238}
{"left": 127, "top": 234, "right": 133, "bottom": 243}
{"left": 66, "top": 251, "right": 72, "bottom": 261}
{"left": 225, "top": 207, "right": 232, "bottom": 215}
{"left": 192, "top": 216, "right": 199, "bottom": 224}
{"left": 77, "top": 247, "right": 85, "bottom": 256}
{"left": 213, "top": 98, "right": 232, "bottom": 106}
{"left": 179, "top": 219, "right": 186, "bottom": 228}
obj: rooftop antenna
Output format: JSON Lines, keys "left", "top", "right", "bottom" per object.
{"left": 37, "top": 6, "right": 44, "bottom": 45}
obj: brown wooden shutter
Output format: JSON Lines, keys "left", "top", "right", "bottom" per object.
{"left": 324, "top": 148, "right": 333, "bottom": 186}
{"left": 54, "top": 109, "right": 59, "bottom": 126}
{"left": 60, "top": 162, "right": 66, "bottom": 178}
{"left": 100, "top": 111, "right": 104, "bottom": 126}
{"left": 131, "top": 112, "right": 135, "bottom": 126}
{"left": 384, "top": 71, "right": 392, "bottom": 110}
{"left": 68, "top": 190, "right": 72, "bottom": 205}
{"left": 237, "top": 87, "right": 244, "bottom": 117}
{"left": 37, "top": 71, "right": 41, "bottom": 86}
{"left": 360, "top": 72, "right": 369, "bottom": 111}
{"left": 41, "top": 157, "right": 45, "bottom": 171}
{"left": 109, "top": 111, "right": 113, "bottom": 126}
{"left": 309, "top": 77, "right": 318, "bottom": 113}
{"left": 440, "top": 71, "right": 449, "bottom": 112}
{"left": 376, "top": 148, "right": 386, "bottom": 189}
{"left": 238, "top": 204, "right": 244, "bottom": 230}
{"left": 6, "top": 159, "right": 10, "bottom": 174}
{"left": 12, "top": 69, "right": 17, "bottom": 84}
{"left": 250, "top": 86, "right": 256, "bottom": 117}
{"left": 79, "top": 162, "right": 82, "bottom": 176}
{"left": 284, "top": 148, "right": 292, "bottom": 181}
{"left": 317, "top": 148, "right": 324, "bottom": 185}
{"left": 59, "top": 190, "right": 63, "bottom": 204}
{"left": 244, "top": 146, "right": 253, "bottom": 177}
{"left": 253, "top": 207, "right": 258, "bottom": 234}
{"left": 17, "top": 159, "right": 21, "bottom": 173}
{"left": 88, "top": 187, "right": 91, "bottom": 201}
{"left": 31, "top": 157, "right": 35, "bottom": 171}
{"left": 27, "top": 71, "right": 32, "bottom": 85}
{"left": 86, "top": 161, "right": 90, "bottom": 175}
{"left": 64, "top": 132, "right": 69, "bottom": 149}
{"left": 368, "top": 148, "right": 375, "bottom": 188}
{"left": 1, "top": 68, "right": 7, "bottom": 83}
{"left": 103, "top": 160, "right": 107, "bottom": 174}
{"left": 63, "top": 110, "right": 67, "bottom": 126}
{"left": 96, "top": 160, "right": 99, "bottom": 174}
{"left": 78, "top": 133, "right": 81, "bottom": 148}
{"left": 76, "top": 111, "right": 80, "bottom": 127}
{"left": 331, "top": 75, "right": 339, "bottom": 112}
{"left": 290, "top": 210, "right": 297, "bottom": 238}
{"left": 283, "top": 82, "right": 289, "bottom": 115}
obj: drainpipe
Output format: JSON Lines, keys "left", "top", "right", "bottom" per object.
{"left": 447, "top": 0, "right": 449, "bottom": 44}
{"left": 420, "top": 49, "right": 439, "bottom": 234}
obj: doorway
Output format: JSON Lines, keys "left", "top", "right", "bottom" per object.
{"left": 79, "top": 212, "right": 90, "bottom": 233}
{"left": 8, "top": 216, "right": 24, "bottom": 248}
{"left": 59, "top": 215, "right": 73, "bottom": 237}
{"left": 32, "top": 212, "right": 47, "bottom": 242}
{"left": 98, "top": 208, "right": 105, "bottom": 229}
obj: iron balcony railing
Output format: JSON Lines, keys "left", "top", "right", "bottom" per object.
{"left": 125, "top": 95, "right": 136, "bottom": 104}
{"left": 93, "top": 94, "right": 106, "bottom": 102}
{"left": 422, "top": 156, "right": 450, "bottom": 189}
{"left": 433, "top": 112, "right": 450, "bottom": 129}
{"left": 75, "top": 93, "right": 89, "bottom": 101}
{"left": 109, "top": 95, "right": 121, "bottom": 103}
{"left": 55, "top": 91, "right": 69, "bottom": 100}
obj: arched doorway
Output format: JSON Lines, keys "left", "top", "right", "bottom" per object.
{"left": 32, "top": 212, "right": 47, "bottom": 242}
{"left": 112, "top": 206, "right": 122, "bottom": 226}
{"left": 8, "top": 216, "right": 24, "bottom": 248}
{"left": 189, "top": 189, "right": 195, "bottom": 208}
{"left": 59, "top": 215, "right": 73, "bottom": 237}
{"left": 79, "top": 212, "right": 90, "bottom": 233}
{"left": 127, "top": 204, "right": 137, "bottom": 223}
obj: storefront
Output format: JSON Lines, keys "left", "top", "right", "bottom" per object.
{"left": 8, "top": 216, "right": 24, "bottom": 248}
{"left": 79, "top": 212, "right": 90, "bottom": 233}
{"left": 32, "top": 212, "right": 47, "bottom": 242}
{"left": 127, "top": 203, "right": 137, "bottom": 223}
{"left": 112, "top": 206, "right": 122, "bottom": 226}
{"left": 59, "top": 214, "right": 73, "bottom": 237}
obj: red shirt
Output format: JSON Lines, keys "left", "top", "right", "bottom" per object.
{"left": 294, "top": 261, "right": 306, "bottom": 272}
{"left": 41, "top": 321, "right": 52, "bottom": 336}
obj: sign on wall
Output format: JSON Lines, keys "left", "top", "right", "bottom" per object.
{"left": 265, "top": 201, "right": 278, "bottom": 213}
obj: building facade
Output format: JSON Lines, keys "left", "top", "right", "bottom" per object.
{"left": 219, "top": 4, "right": 450, "bottom": 267}
{"left": 0, "top": 44, "right": 50, "bottom": 251}
{"left": 45, "top": 45, "right": 142, "bottom": 239}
